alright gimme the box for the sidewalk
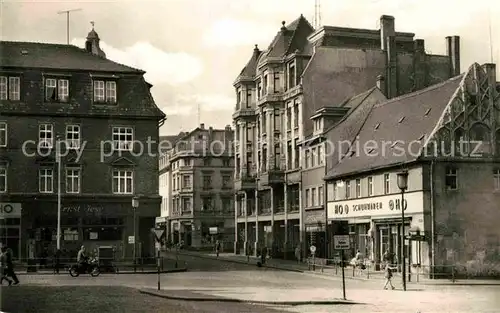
[173,250,500,286]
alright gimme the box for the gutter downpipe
[430,160,436,279]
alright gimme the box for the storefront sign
[62,205,104,214]
[209,227,218,235]
[327,191,424,219]
[0,203,22,218]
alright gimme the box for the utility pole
[57,8,82,44]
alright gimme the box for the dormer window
[45,78,69,102]
[93,80,117,104]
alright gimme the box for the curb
[18,268,188,276]
[139,289,359,306]
[176,252,305,273]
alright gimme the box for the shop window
[83,227,123,241]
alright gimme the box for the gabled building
[233,14,462,259]
[325,63,500,277]
[163,124,235,249]
[0,26,165,260]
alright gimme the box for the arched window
[469,123,491,156]
[454,128,466,156]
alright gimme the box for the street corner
[139,288,360,306]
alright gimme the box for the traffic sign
[128,236,135,244]
[153,228,165,242]
[333,235,350,250]
[310,245,316,254]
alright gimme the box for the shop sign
[209,227,218,235]
[327,191,424,219]
[62,205,104,214]
[0,203,22,218]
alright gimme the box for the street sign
[333,235,350,250]
[153,228,165,242]
[128,236,135,244]
[310,245,316,254]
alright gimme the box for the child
[383,265,395,290]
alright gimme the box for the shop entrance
[0,218,21,259]
[378,222,410,270]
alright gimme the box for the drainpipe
[430,160,436,279]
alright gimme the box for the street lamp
[56,136,62,251]
[132,196,139,272]
[396,170,409,291]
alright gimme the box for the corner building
[159,124,235,249]
[233,14,462,259]
[325,63,500,277]
[0,27,165,260]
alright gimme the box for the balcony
[234,174,256,191]
[257,92,283,105]
[259,168,285,187]
[232,107,256,119]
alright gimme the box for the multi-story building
[0,26,165,260]
[325,63,500,277]
[162,124,235,249]
[233,14,462,258]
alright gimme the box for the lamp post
[397,171,409,291]
[132,196,139,272]
[56,136,62,250]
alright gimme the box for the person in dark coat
[54,249,62,274]
[4,246,19,285]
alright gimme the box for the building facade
[233,14,461,259]
[0,27,165,260]
[162,124,235,249]
[325,63,500,277]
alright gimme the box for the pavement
[14,252,500,312]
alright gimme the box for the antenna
[488,8,494,63]
[57,8,82,45]
[197,102,201,126]
[313,0,322,29]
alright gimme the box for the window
[112,169,133,194]
[203,175,211,189]
[66,168,81,193]
[311,148,316,167]
[93,80,117,104]
[445,167,458,190]
[294,139,300,168]
[345,181,351,199]
[355,179,361,198]
[367,177,374,196]
[222,198,232,213]
[45,78,69,102]
[222,158,230,167]
[112,127,133,151]
[384,174,390,194]
[222,175,231,189]
[318,186,324,205]
[311,188,316,206]
[494,169,500,190]
[305,150,310,168]
[263,72,268,95]
[293,103,299,128]
[0,122,6,147]
[246,90,252,108]
[318,145,324,165]
[305,189,310,207]
[257,81,262,99]
[182,197,192,213]
[273,72,280,93]
[66,125,80,149]
[0,76,20,101]
[203,158,211,166]
[202,197,212,211]
[0,166,6,193]
[182,175,191,189]
[288,62,296,89]
[39,124,53,148]
[39,168,54,193]
[236,87,241,106]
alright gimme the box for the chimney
[386,36,397,98]
[376,75,386,94]
[446,36,461,76]
[380,15,395,51]
[200,123,205,129]
[414,39,425,53]
[253,44,260,58]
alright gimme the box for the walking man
[0,247,12,285]
[383,265,395,290]
[215,240,221,258]
[4,246,19,285]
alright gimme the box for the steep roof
[0,41,143,73]
[325,74,464,179]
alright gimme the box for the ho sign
[0,203,22,218]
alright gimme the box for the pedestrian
[0,247,13,286]
[4,246,19,285]
[54,249,61,274]
[295,244,301,263]
[215,240,221,258]
[383,265,395,290]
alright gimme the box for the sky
[1,0,499,135]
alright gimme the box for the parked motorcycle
[69,257,100,277]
